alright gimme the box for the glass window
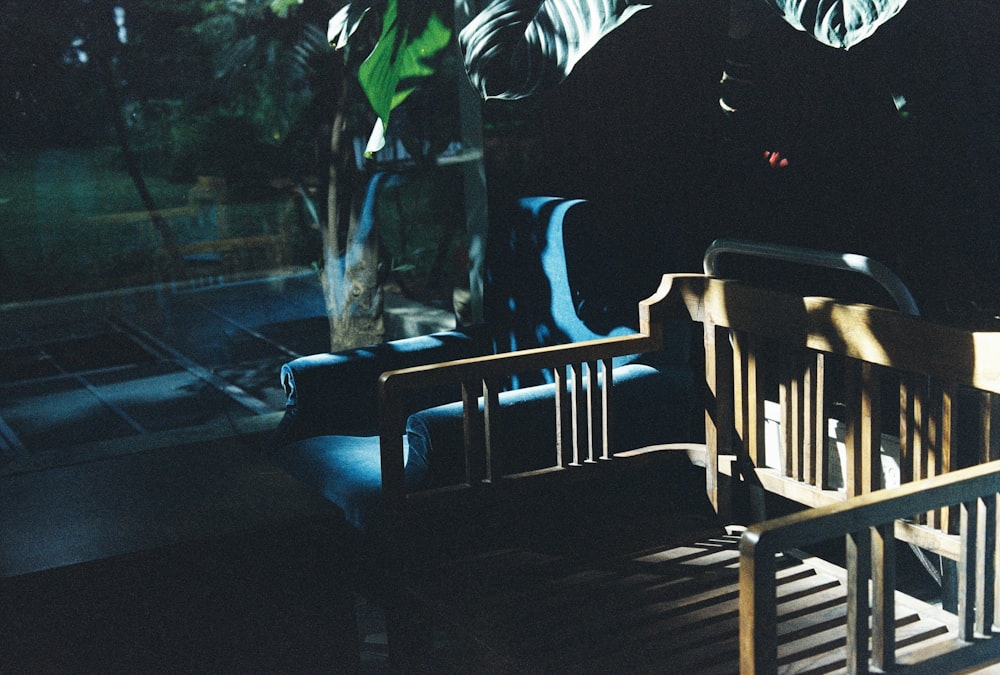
[0,1,480,462]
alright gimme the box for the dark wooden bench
[374,273,1000,672]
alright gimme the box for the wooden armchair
[375,273,1000,672]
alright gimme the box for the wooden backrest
[651,275,1000,542]
[378,273,1000,521]
[376,271,692,532]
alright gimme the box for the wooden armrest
[376,332,661,516]
[740,459,1000,673]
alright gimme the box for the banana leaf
[329,1,452,156]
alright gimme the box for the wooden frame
[374,273,1000,671]
[741,460,1000,672]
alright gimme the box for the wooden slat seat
[405,529,976,673]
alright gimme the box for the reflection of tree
[178,0,335,183]
[325,65,384,350]
[322,1,461,349]
[97,5,187,278]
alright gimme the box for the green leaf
[328,3,371,50]
[269,0,303,19]
[357,0,452,155]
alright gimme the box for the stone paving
[0,271,456,477]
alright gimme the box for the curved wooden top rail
[646,274,1000,395]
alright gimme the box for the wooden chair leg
[386,597,435,670]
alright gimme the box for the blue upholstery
[273,329,486,443]
[273,435,423,533]
[406,363,693,488]
[268,193,694,533]
[273,363,692,531]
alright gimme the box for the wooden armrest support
[377,332,664,523]
[741,459,1000,672]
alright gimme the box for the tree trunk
[109,102,186,281]
[99,7,185,281]
[323,86,384,351]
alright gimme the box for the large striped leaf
[457,0,910,100]
[459,0,650,99]
[765,0,909,48]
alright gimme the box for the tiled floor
[0,272,460,671]
[0,272,456,576]
[1,272,455,464]
[0,431,330,578]
[0,473,367,672]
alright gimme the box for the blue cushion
[406,363,693,487]
[272,435,429,532]
[484,198,639,362]
[273,363,693,532]
[272,329,483,445]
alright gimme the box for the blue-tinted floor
[0,272,459,672]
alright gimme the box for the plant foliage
[765,0,910,49]
[455,0,911,100]
[329,0,453,156]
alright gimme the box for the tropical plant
[318,0,459,349]
[329,0,453,155]
[176,0,335,183]
[318,0,911,348]
[456,0,910,100]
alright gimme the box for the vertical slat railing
[912,376,930,524]
[483,377,501,482]
[813,353,829,490]
[927,381,944,529]
[845,359,882,498]
[555,360,613,469]
[978,394,1000,629]
[555,366,569,467]
[706,321,736,517]
[959,498,979,641]
[462,379,484,483]
[993,493,1000,636]
[899,375,916,492]
[779,349,821,485]
[926,381,941,528]
[734,332,765,468]
[601,358,613,460]
[942,382,957,533]
[733,332,747,460]
[586,361,600,463]
[779,356,800,481]
[570,362,585,466]
[976,495,997,637]
[871,521,896,672]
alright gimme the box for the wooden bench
[373,273,1000,672]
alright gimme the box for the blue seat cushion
[406,362,693,487]
[274,363,692,532]
[272,434,429,532]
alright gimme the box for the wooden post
[846,528,872,674]
[871,522,896,671]
[739,533,778,673]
